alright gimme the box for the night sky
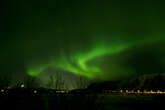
[1,0,165,85]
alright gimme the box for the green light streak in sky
[27,66,49,77]
[27,41,129,79]
[26,36,165,79]
[73,44,129,77]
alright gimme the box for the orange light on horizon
[144,90,147,93]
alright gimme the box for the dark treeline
[0,73,165,91]
[118,73,165,90]
[0,73,91,90]
[87,73,165,92]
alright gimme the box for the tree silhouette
[47,73,65,90]
[73,76,91,89]
[13,80,23,88]
[23,75,41,88]
[0,74,12,88]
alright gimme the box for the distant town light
[110,90,165,94]
[34,90,37,94]
[21,84,24,88]
[130,90,134,93]
[150,90,153,93]
[144,90,147,93]
[157,90,160,94]
[56,90,65,93]
[137,90,141,93]
[1,89,4,92]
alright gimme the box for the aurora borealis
[26,36,165,80]
[1,0,165,84]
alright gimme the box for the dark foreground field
[0,90,165,110]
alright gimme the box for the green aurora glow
[27,36,164,80]
[1,0,165,83]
